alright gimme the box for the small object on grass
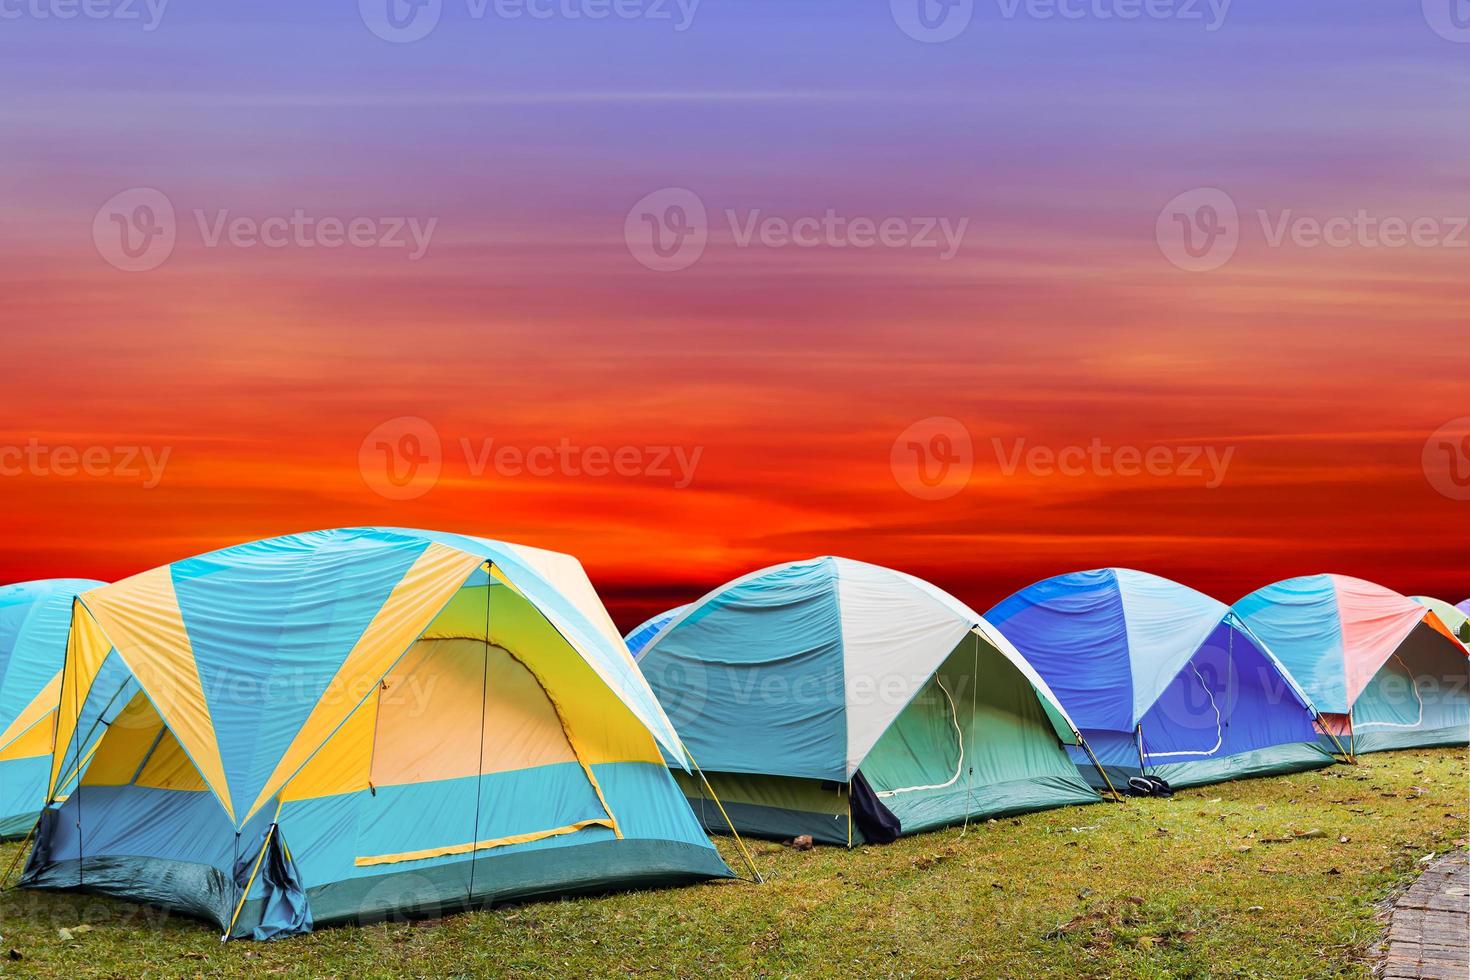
[783,835,814,851]
[1294,829,1327,839]
[56,929,71,942]
[7,949,21,961]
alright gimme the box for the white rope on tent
[1141,663,1223,760]
[876,675,965,798]
[1351,655,1425,730]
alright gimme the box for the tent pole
[960,631,979,837]
[1079,733,1123,802]
[683,743,762,884]
[70,612,83,889]
[1319,716,1352,763]
[846,782,853,849]
[468,562,492,907]
[223,812,278,942]
[0,815,42,889]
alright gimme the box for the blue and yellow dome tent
[987,569,1339,790]
[637,557,1105,846]
[0,579,106,838]
[21,528,733,939]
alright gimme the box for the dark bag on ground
[1126,775,1174,798]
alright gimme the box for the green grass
[1,748,1465,978]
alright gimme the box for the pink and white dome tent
[1234,576,1470,755]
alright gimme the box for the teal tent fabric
[638,558,1099,843]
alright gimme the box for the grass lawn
[1,747,1465,978]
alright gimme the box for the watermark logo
[355,871,443,924]
[461,437,702,488]
[93,188,438,271]
[993,437,1234,488]
[359,0,443,42]
[625,187,708,272]
[193,209,437,258]
[0,439,171,488]
[1156,187,1239,272]
[891,0,1230,42]
[727,209,967,259]
[891,417,974,500]
[93,187,176,273]
[358,419,704,499]
[625,187,969,272]
[891,0,974,43]
[360,0,698,43]
[1423,417,1470,501]
[0,0,169,30]
[996,0,1231,30]
[1258,210,1468,250]
[1423,0,1470,42]
[359,416,443,501]
[1158,188,1467,272]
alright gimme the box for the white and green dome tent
[636,557,1103,846]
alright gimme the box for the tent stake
[684,744,763,884]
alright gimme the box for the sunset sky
[2,3,1466,628]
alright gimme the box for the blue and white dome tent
[637,557,1105,846]
[986,568,1336,790]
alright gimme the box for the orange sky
[2,5,1466,628]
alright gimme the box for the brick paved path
[1383,851,1469,980]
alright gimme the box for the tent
[636,557,1101,847]
[986,569,1335,790]
[21,528,731,939]
[1234,575,1470,754]
[1413,596,1470,644]
[626,604,689,659]
[0,579,106,838]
